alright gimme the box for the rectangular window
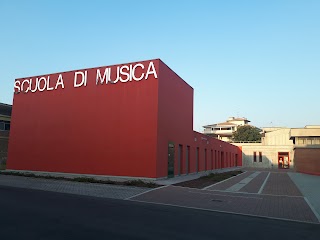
[253,152,257,162]
[259,152,262,162]
[0,122,4,130]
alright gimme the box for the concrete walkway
[0,174,150,200]
[288,172,320,222]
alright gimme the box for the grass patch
[0,171,160,188]
[200,170,243,180]
[174,170,243,189]
[123,179,159,188]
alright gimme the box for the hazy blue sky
[1,0,319,131]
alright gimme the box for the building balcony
[204,129,234,136]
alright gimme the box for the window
[0,121,10,131]
[259,152,262,162]
[253,152,257,162]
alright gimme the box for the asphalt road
[0,186,319,240]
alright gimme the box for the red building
[7,59,242,179]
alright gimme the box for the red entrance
[278,152,290,169]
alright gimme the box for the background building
[290,127,320,175]
[203,117,250,142]
[0,103,12,168]
[234,126,320,175]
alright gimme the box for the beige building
[234,126,320,170]
[203,117,250,142]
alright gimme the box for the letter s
[14,80,21,94]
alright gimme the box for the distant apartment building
[203,117,250,142]
[234,126,320,175]
[0,103,12,165]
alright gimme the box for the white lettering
[46,76,54,91]
[120,65,130,82]
[30,78,38,93]
[37,77,47,92]
[74,71,87,88]
[21,79,30,93]
[96,68,109,85]
[132,63,144,81]
[14,81,21,94]
[108,67,120,83]
[145,61,158,79]
[55,74,65,90]
[15,61,158,94]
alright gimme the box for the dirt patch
[174,170,243,189]
[0,171,160,188]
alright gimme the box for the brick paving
[131,185,318,223]
[240,171,269,193]
[0,175,150,200]
[1,170,319,224]
[205,171,252,191]
[262,172,302,196]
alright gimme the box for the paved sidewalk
[288,172,320,222]
[0,175,150,200]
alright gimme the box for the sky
[1,0,319,131]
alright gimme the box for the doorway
[278,152,290,169]
[196,147,199,172]
[186,146,190,174]
[168,142,175,178]
[221,151,224,169]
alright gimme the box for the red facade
[7,59,241,179]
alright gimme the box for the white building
[203,117,250,142]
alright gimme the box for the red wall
[7,58,242,179]
[156,60,194,177]
[8,59,160,178]
[294,148,320,176]
[155,60,242,178]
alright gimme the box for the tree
[232,125,262,142]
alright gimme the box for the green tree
[232,125,262,142]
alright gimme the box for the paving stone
[262,173,302,196]
[0,175,150,200]
[240,171,269,193]
[132,185,318,223]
